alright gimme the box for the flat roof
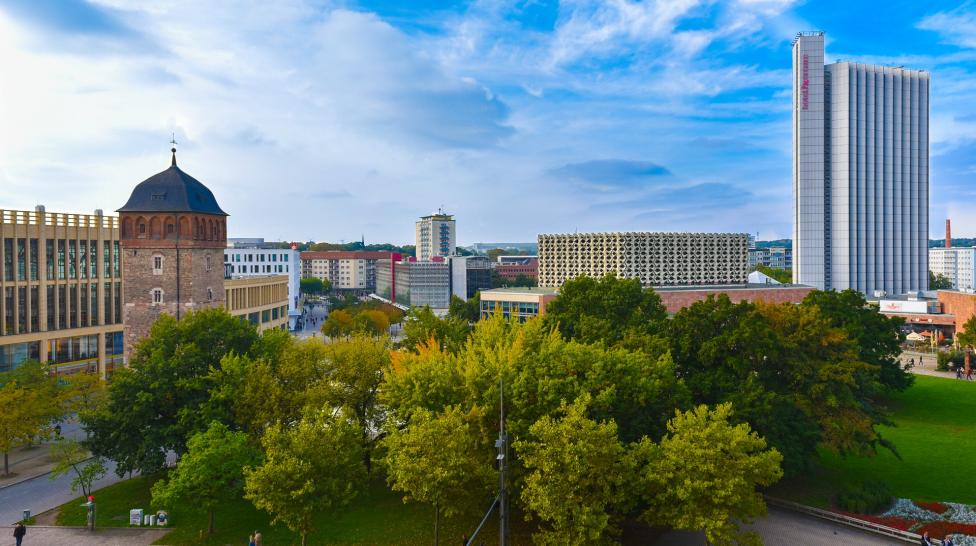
[481,287,558,295]
[652,283,814,292]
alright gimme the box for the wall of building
[655,285,815,314]
[225,275,290,331]
[224,248,299,312]
[301,251,394,293]
[938,290,976,337]
[930,248,976,291]
[415,214,456,261]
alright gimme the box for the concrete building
[376,258,451,309]
[479,287,558,321]
[0,207,124,375]
[748,247,792,270]
[301,251,395,294]
[118,149,228,361]
[537,232,750,288]
[450,256,492,300]
[416,212,456,260]
[929,248,976,292]
[792,32,929,294]
[224,244,300,327]
[225,274,290,332]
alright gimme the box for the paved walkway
[0,525,168,545]
[900,350,976,379]
[0,420,88,490]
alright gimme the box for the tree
[755,265,792,284]
[399,306,471,354]
[49,438,106,499]
[957,315,976,349]
[448,293,480,323]
[152,421,259,535]
[515,395,629,545]
[929,270,953,290]
[300,277,327,296]
[542,274,667,347]
[383,406,494,546]
[321,309,355,337]
[634,403,782,546]
[0,382,45,475]
[486,248,506,262]
[244,410,366,546]
[83,308,260,476]
[355,309,390,336]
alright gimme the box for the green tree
[83,308,260,475]
[542,274,667,347]
[957,315,976,349]
[0,382,45,475]
[322,309,355,337]
[383,406,494,546]
[515,395,630,545]
[399,306,471,354]
[49,438,106,499]
[634,403,782,546]
[300,277,326,296]
[486,248,506,262]
[355,309,390,336]
[244,410,366,546]
[754,265,792,284]
[448,293,480,323]
[152,421,259,535]
[929,270,953,290]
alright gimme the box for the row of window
[2,238,121,282]
[228,264,289,274]
[227,253,290,263]
[0,331,124,373]
[2,282,122,335]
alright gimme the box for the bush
[835,480,893,514]
[937,351,965,372]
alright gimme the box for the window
[151,288,163,305]
[206,253,212,272]
[139,223,146,235]
[153,254,163,275]
[207,287,213,301]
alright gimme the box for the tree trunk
[3,451,8,476]
[301,533,308,546]
[434,502,439,546]
[207,508,215,535]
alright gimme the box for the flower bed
[917,501,950,515]
[919,520,976,539]
[839,498,976,541]
[835,510,914,531]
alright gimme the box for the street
[296,300,329,339]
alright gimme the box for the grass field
[55,475,535,545]
[773,374,976,507]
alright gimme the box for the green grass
[55,475,535,545]
[773,375,976,507]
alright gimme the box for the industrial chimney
[946,219,952,249]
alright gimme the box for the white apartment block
[537,232,750,288]
[793,32,929,294]
[415,212,456,261]
[300,251,393,293]
[223,247,300,315]
[929,247,976,292]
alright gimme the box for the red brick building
[495,258,538,282]
[654,284,816,314]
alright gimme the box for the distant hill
[754,239,792,249]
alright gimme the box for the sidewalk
[0,441,90,491]
[0,525,168,545]
[899,350,973,380]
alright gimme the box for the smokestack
[946,219,952,249]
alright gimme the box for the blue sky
[0,0,974,244]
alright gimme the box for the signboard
[130,508,144,526]
[801,54,809,111]
[879,300,931,314]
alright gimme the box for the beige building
[537,232,750,288]
[0,207,124,376]
[480,287,558,322]
[225,275,289,331]
[415,212,456,261]
[301,251,395,293]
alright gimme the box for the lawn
[773,375,976,507]
[55,475,536,545]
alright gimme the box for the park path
[0,525,167,545]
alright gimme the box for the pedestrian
[254,530,263,546]
[957,367,964,380]
[13,522,25,546]
[968,368,974,381]
[919,356,924,367]
[944,536,955,546]
[920,530,934,545]
[910,357,915,368]
[248,532,256,546]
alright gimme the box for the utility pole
[496,378,509,546]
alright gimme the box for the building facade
[225,274,290,332]
[0,207,124,375]
[415,213,456,261]
[537,232,750,288]
[224,246,300,317]
[301,251,395,294]
[929,247,976,292]
[449,256,492,300]
[748,247,792,270]
[495,256,538,282]
[654,284,816,314]
[118,150,227,361]
[376,258,451,309]
[793,32,929,294]
[480,287,558,321]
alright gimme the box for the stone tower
[118,148,228,361]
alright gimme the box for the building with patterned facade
[537,232,750,288]
[415,212,456,261]
[0,207,124,375]
[793,32,929,294]
[301,251,396,294]
[224,245,300,327]
[225,274,290,332]
[118,150,227,361]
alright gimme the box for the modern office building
[792,32,929,294]
[0,207,124,375]
[301,251,395,294]
[479,287,558,321]
[376,257,451,309]
[415,212,456,261]
[929,247,976,292]
[537,232,750,288]
[118,149,228,361]
[225,274,290,332]
[224,244,300,326]
[748,247,792,270]
[449,256,492,300]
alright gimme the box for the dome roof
[117,151,227,216]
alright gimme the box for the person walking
[920,530,934,545]
[254,530,263,546]
[919,356,924,368]
[957,367,964,380]
[13,523,26,546]
[910,357,915,369]
[248,532,256,546]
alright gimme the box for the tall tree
[399,306,471,354]
[515,395,630,545]
[152,422,259,535]
[49,438,107,499]
[634,403,782,546]
[542,274,666,347]
[244,410,366,546]
[448,294,481,323]
[83,308,260,475]
[300,277,325,296]
[0,383,44,475]
[383,406,494,546]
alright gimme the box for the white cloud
[918,6,976,49]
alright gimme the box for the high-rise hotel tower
[793,32,929,294]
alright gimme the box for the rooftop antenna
[169,133,178,167]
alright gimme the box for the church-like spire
[170,133,178,167]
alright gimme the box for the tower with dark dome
[118,148,228,360]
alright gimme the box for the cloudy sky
[1,0,974,245]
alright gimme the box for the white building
[537,232,750,288]
[224,246,301,327]
[929,247,976,291]
[300,251,395,293]
[416,212,456,261]
[793,32,929,294]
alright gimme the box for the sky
[1,0,975,245]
